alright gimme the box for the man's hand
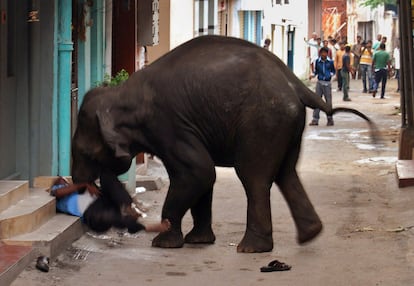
[86,183,101,196]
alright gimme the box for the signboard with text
[137,0,159,46]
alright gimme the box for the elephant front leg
[184,191,216,244]
[152,187,186,248]
[152,138,216,249]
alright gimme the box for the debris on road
[353,225,414,233]
[35,256,50,272]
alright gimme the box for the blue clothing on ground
[313,57,335,81]
[56,192,82,217]
[51,183,82,217]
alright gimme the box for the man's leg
[310,81,322,125]
[337,69,342,90]
[396,69,400,91]
[342,70,350,100]
[324,83,334,125]
[381,69,387,98]
[361,65,367,92]
[372,70,380,97]
[367,65,374,92]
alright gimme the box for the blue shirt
[314,57,335,81]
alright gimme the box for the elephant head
[71,87,132,184]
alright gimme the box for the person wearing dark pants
[309,47,336,126]
[372,43,391,99]
[334,42,345,91]
[341,45,353,101]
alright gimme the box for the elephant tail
[297,85,379,144]
[330,107,380,145]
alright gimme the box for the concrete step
[396,160,414,188]
[3,214,84,259]
[0,243,35,286]
[33,176,72,189]
[0,189,55,239]
[0,181,29,213]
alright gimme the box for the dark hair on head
[83,197,145,234]
[345,46,351,52]
[380,43,386,49]
[367,40,372,44]
[319,47,329,54]
[264,38,271,45]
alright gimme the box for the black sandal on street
[260,259,292,272]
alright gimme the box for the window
[194,0,217,36]
[240,10,263,46]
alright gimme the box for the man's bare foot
[145,219,171,233]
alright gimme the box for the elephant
[71,35,376,253]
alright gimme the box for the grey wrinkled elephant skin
[72,35,375,253]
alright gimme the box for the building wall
[347,0,398,52]
[147,0,171,63]
[308,0,322,37]
[0,0,57,181]
[170,0,194,50]
[261,0,309,78]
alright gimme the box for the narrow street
[12,78,414,286]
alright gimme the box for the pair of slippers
[260,260,291,272]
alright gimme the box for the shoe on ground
[372,90,377,97]
[309,120,318,126]
[327,120,334,126]
[362,90,368,93]
[343,98,352,101]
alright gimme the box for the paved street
[12,78,414,286]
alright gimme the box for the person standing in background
[263,38,271,50]
[341,45,353,101]
[393,43,400,92]
[372,43,391,99]
[360,40,374,93]
[335,42,346,91]
[305,33,322,74]
[373,34,382,51]
[351,35,362,79]
[309,47,336,126]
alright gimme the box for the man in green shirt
[372,43,391,99]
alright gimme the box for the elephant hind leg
[275,143,323,244]
[234,163,275,253]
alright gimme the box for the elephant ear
[96,109,130,159]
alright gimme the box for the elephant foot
[297,221,323,244]
[184,226,216,244]
[237,230,273,253]
[152,230,184,248]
